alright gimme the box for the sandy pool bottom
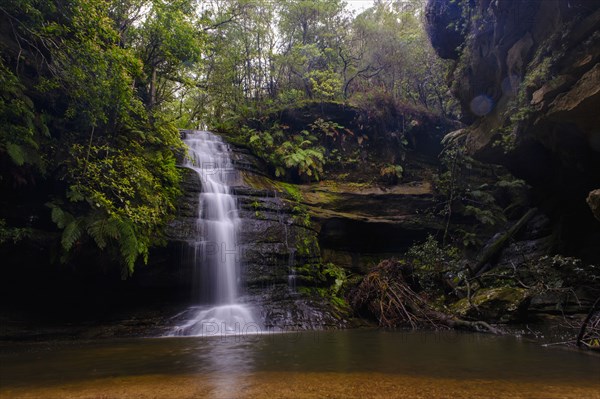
[2,371,600,399]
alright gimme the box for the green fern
[49,204,74,229]
[115,219,140,276]
[6,143,25,166]
[87,217,121,249]
[48,203,145,275]
[61,219,83,251]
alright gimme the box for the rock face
[301,181,442,274]
[165,122,459,329]
[425,0,469,59]
[588,189,600,222]
[426,0,600,260]
[165,145,351,329]
[233,171,349,329]
[230,145,446,328]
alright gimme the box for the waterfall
[171,131,259,336]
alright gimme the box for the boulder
[451,287,531,323]
[587,189,600,222]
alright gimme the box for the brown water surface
[1,330,598,398]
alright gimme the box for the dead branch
[577,296,600,350]
[350,260,502,334]
[473,208,538,276]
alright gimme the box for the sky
[346,0,375,14]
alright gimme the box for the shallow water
[1,330,599,398]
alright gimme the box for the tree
[346,0,454,115]
[0,0,186,276]
[277,0,350,100]
[128,0,204,109]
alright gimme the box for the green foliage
[250,200,265,219]
[244,120,328,181]
[130,0,204,110]
[281,142,325,180]
[379,164,403,185]
[493,35,562,152]
[407,235,462,295]
[0,219,31,244]
[322,262,347,298]
[0,61,45,173]
[0,0,185,276]
[48,203,147,276]
[310,118,354,144]
[435,141,509,246]
[0,0,458,278]
[520,255,599,293]
[309,69,342,101]
[298,262,349,310]
[347,1,455,115]
[480,255,600,310]
[188,0,454,129]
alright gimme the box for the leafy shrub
[407,235,462,296]
[0,219,31,244]
[520,255,599,293]
[245,121,328,181]
[379,164,403,185]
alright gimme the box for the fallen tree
[350,259,501,334]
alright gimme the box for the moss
[294,261,349,311]
[302,190,340,206]
[242,173,281,191]
[280,182,303,202]
[450,287,530,320]
[345,182,372,191]
[250,201,266,219]
[295,263,323,284]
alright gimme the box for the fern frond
[49,205,74,229]
[6,143,25,166]
[61,219,83,251]
[87,216,121,249]
[116,219,139,275]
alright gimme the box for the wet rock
[528,290,593,315]
[451,287,531,323]
[227,145,451,328]
[165,168,202,241]
[258,297,349,330]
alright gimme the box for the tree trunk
[473,208,538,276]
[149,67,157,108]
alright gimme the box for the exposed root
[350,260,501,334]
[577,297,600,351]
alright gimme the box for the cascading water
[171,131,259,336]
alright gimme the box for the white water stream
[171,131,258,336]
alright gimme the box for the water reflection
[1,330,599,393]
[193,336,256,397]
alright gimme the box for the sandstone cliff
[426,0,600,260]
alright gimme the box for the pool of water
[1,330,599,398]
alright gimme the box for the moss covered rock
[451,287,531,323]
